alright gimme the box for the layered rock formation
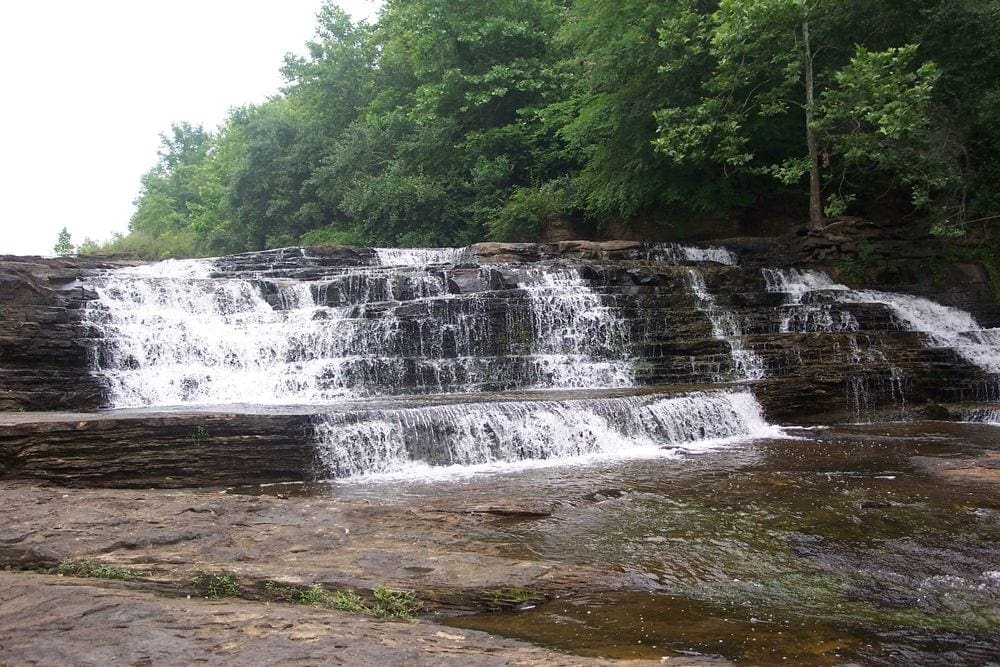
[1,236,998,487]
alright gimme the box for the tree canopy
[86,0,998,258]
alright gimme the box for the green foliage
[834,238,878,286]
[192,571,240,599]
[299,226,363,247]
[331,589,367,613]
[53,228,73,256]
[105,0,997,253]
[261,581,415,619]
[190,425,209,447]
[371,585,421,620]
[816,45,958,220]
[485,586,543,608]
[57,559,137,581]
[488,182,565,241]
[264,581,331,606]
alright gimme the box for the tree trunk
[802,18,825,230]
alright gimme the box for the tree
[542,0,741,225]
[653,0,948,229]
[53,227,73,256]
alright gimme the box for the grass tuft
[56,559,137,581]
[192,571,240,599]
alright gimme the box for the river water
[319,420,999,665]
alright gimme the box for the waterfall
[374,247,474,266]
[83,254,635,406]
[764,268,1000,374]
[646,244,738,266]
[315,389,780,478]
[963,408,1000,425]
[686,268,765,381]
[761,268,858,333]
[516,267,634,388]
[77,244,796,478]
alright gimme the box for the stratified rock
[0,411,318,487]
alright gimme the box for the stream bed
[294,420,1000,665]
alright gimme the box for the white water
[517,267,634,388]
[84,257,636,407]
[687,268,765,381]
[315,389,782,479]
[964,408,1000,425]
[761,268,858,333]
[647,244,738,266]
[374,247,473,266]
[764,268,1000,373]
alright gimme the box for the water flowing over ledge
[56,241,1000,478]
[315,389,780,480]
[81,254,635,407]
[763,268,1000,374]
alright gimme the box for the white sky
[0,1,382,256]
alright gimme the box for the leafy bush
[488,182,566,242]
[299,226,363,247]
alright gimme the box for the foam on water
[963,408,1000,425]
[647,244,739,266]
[517,267,634,388]
[315,389,782,480]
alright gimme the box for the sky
[0,0,382,257]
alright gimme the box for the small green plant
[191,425,209,447]
[371,585,421,620]
[56,559,137,581]
[486,587,542,608]
[264,581,331,606]
[192,571,240,599]
[332,589,367,613]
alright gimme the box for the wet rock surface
[0,255,135,411]
[0,411,319,487]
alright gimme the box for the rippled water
[280,421,1000,665]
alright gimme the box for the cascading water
[963,407,1000,425]
[84,256,638,406]
[686,268,765,381]
[315,389,780,478]
[516,267,633,388]
[374,247,474,266]
[81,244,788,478]
[763,268,1000,374]
[647,244,738,266]
[763,268,912,418]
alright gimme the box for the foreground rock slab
[0,573,677,666]
[0,484,637,610]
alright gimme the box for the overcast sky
[0,1,381,256]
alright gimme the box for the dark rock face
[0,256,138,412]
[0,412,318,487]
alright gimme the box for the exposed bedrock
[0,412,318,487]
